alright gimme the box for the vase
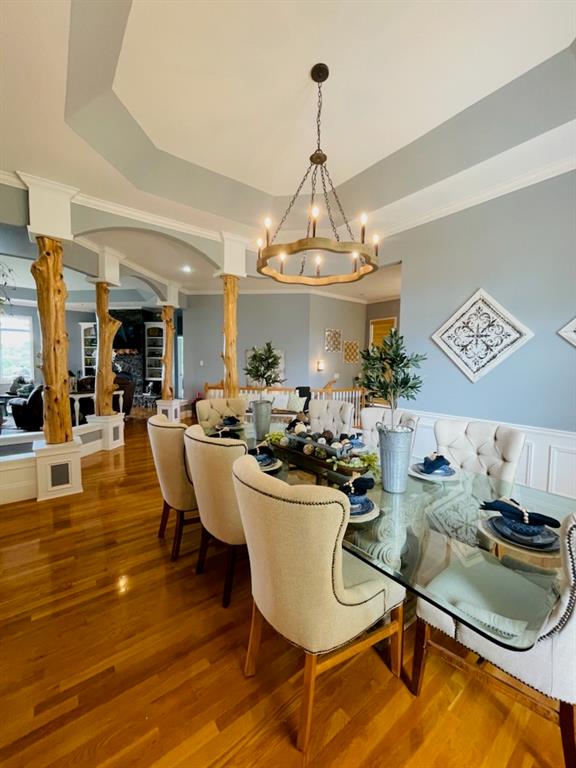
[376,423,413,493]
[252,400,273,441]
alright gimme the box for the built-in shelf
[79,322,97,377]
[144,322,164,381]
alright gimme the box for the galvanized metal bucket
[376,423,413,493]
[252,400,273,441]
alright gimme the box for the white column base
[33,437,83,502]
[156,399,185,422]
[86,413,125,450]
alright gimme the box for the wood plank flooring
[0,420,564,767]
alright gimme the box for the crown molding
[182,287,368,304]
[366,294,401,304]
[0,170,26,189]
[72,193,222,242]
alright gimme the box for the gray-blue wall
[182,293,365,396]
[386,172,575,431]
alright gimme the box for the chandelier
[256,63,379,286]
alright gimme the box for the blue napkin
[421,454,451,474]
[480,498,560,529]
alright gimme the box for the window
[369,317,397,347]
[0,314,34,384]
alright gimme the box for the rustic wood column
[95,282,122,416]
[222,274,239,398]
[31,237,73,444]
[161,305,175,400]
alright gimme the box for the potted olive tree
[244,341,285,440]
[360,328,426,492]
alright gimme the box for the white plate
[259,458,283,473]
[408,464,460,483]
[348,507,379,523]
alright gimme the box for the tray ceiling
[114,0,574,195]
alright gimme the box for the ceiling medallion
[256,63,379,286]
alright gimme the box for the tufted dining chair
[434,419,525,482]
[361,406,419,451]
[411,512,576,767]
[232,454,406,752]
[184,425,247,607]
[308,398,354,436]
[195,397,247,431]
[147,414,199,560]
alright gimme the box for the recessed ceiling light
[181,265,192,273]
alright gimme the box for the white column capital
[156,282,180,308]
[216,231,249,278]
[17,172,79,242]
[84,245,123,286]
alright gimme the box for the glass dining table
[216,421,575,652]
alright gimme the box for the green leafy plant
[0,262,14,312]
[244,341,285,399]
[360,328,426,429]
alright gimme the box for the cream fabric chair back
[308,399,354,436]
[184,425,246,545]
[361,407,419,450]
[147,414,197,511]
[434,419,525,482]
[195,397,247,430]
[232,455,396,654]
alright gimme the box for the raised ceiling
[114,0,574,195]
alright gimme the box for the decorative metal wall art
[431,289,534,382]
[558,318,576,348]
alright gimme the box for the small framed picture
[343,340,360,364]
[324,329,342,353]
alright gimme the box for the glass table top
[203,421,574,651]
[343,470,574,650]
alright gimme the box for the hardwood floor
[0,420,564,767]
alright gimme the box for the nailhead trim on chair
[232,470,386,610]
[539,524,576,641]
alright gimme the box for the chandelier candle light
[256,63,379,287]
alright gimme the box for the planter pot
[252,400,273,441]
[376,424,413,493]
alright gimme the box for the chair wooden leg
[560,701,576,768]
[411,617,430,696]
[389,603,404,678]
[222,545,238,608]
[196,526,210,575]
[170,511,185,561]
[158,500,170,539]
[244,600,264,677]
[297,653,318,753]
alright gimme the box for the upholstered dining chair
[232,454,406,752]
[411,512,576,768]
[184,425,247,607]
[434,419,525,482]
[195,397,247,431]
[147,414,199,560]
[361,406,419,451]
[308,398,354,436]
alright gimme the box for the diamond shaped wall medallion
[432,289,534,382]
[558,318,576,348]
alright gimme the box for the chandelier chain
[319,165,340,241]
[316,82,323,150]
[323,164,355,241]
[271,164,313,243]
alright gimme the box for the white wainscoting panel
[547,446,576,499]
[372,407,576,499]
